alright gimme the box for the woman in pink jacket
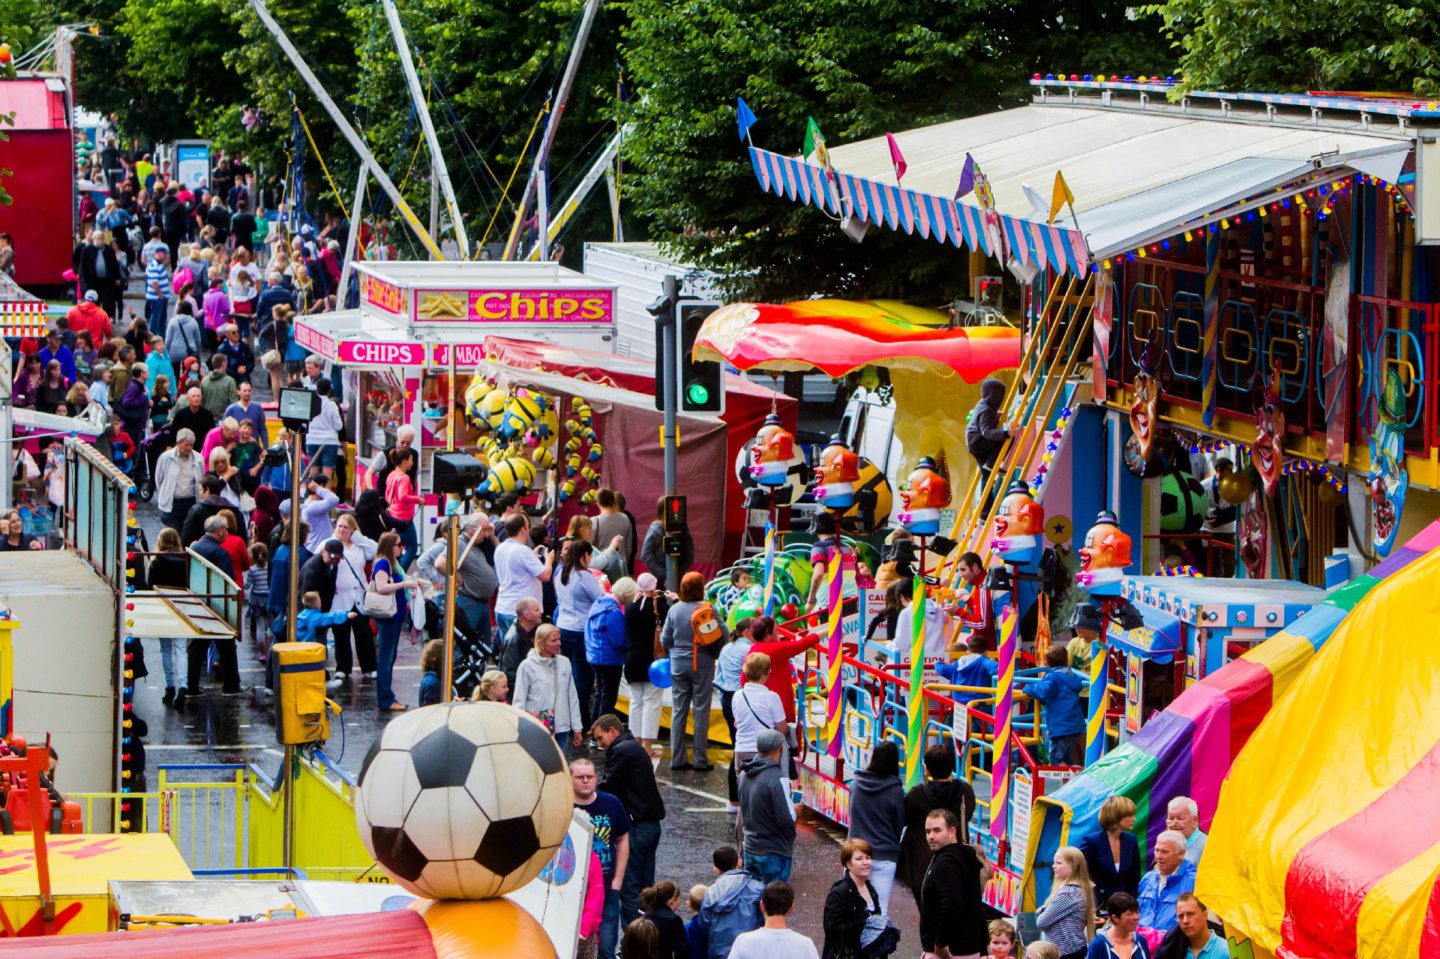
[383,447,423,563]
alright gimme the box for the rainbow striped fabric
[1022,520,1440,951]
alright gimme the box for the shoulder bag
[361,559,398,619]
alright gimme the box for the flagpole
[1066,198,1083,235]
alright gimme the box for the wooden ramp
[128,587,236,640]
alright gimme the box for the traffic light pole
[660,274,681,591]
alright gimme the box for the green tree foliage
[619,0,1172,303]
[1146,0,1440,96]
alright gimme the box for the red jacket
[750,631,822,723]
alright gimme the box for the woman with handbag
[823,839,899,959]
[369,531,423,713]
[330,513,379,682]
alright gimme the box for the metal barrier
[157,764,248,873]
[68,790,169,834]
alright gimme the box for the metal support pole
[337,162,367,309]
[247,0,443,258]
[441,347,458,700]
[281,744,295,872]
[287,432,303,645]
[382,0,469,258]
[0,340,12,513]
[502,0,603,260]
[536,170,550,261]
[661,274,680,591]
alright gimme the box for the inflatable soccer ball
[355,703,572,900]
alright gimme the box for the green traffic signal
[686,382,710,406]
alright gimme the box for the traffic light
[676,302,724,414]
[663,494,687,534]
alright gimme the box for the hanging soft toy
[558,478,578,502]
[574,401,593,428]
[1368,368,1408,558]
[566,453,582,477]
[896,456,950,536]
[464,377,497,432]
[990,480,1046,565]
[565,436,583,454]
[580,489,597,505]
[813,435,861,509]
[1253,363,1286,497]
[748,414,797,487]
[580,466,600,485]
[477,456,537,497]
[587,444,603,463]
[500,389,543,441]
[479,388,508,431]
[531,446,557,470]
[1075,509,1133,597]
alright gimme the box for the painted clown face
[1129,371,1160,462]
[751,422,795,466]
[900,465,950,513]
[815,442,860,487]
[1079,520,1132,574]
[1238,494,1267,578]
[1253,378,1286,497]
[1368,371,1408,557]
[994,487,1045,540]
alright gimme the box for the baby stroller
[422,596,496,701]
[136,425,177,503]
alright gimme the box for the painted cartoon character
[1129,367,1160,464]
[1237,493,1267,579]
[749,414,797,487]
[896,456,950,536]
[1076,510,1133,596]
[1253,367,1286,497]
[1368,368,1409,557]
[813,435,861,509]
[989,480,1045,565]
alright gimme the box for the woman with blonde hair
[1079,795,1142,905]
[1035,845,1095,958]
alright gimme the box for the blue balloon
[648,658,673,689]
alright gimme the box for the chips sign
[338,341,426,366]
[409,288,614,324]
[361,272,408,316]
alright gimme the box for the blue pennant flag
[737,96,758,142]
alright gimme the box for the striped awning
[749,147,1092,276]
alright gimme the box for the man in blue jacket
[1023,645,1087,765]
[697,845,763,959]
[1138,830,1197,933]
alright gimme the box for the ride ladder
[938,273,1096,589]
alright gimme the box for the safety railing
[67,789,168,834]
[156,764,248,873]
[186,550,242,634]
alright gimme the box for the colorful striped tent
[1020,520,1440,919]
[1200,522,1440,958]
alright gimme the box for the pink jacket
[579,850,605,939]
[200,425,233,466]
[203,288,231,331]
[385,469,423,522]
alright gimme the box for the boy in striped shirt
[145,248,170,336]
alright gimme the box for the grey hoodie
[513,648,583,734]
[966,377,1008,466]
[846,769,906,861]
[738,754,794,858]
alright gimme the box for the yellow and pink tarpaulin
[1200,521,1440,959]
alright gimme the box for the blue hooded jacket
[1026,666,1087,738]
[584,593,627,667]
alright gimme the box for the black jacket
[600,730,666,824]
[966,377,1008,467]
[642,906,689,959]
[898,779,976,894]
[1154,921,1226,959]
[160,194,190,234]
[170,405,217,444]
[180,496,229,547]
[822,874,881,959]
[298,553,339,610]
[919,842,987,956]
[78,243,123,293]
[191,534,235,579]
[623,596,661,683]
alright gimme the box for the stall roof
[1106,602,1183,663]
[354,259,607,288]
[748,88,1413,267]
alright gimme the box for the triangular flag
[737,97,758,142]
[886,132,907,184]
[1049,170,1075,225]
[955,153,976,199]
[803,116,831,169]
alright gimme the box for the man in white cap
[66,288,113,344]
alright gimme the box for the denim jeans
[375,614,404,709]
[560,629,594,730]
[870,858,897,914]
[620,820,662,925]
[158,637,177,689]
[745,852,792,885]
[592,663,623,723]
[495,612,516,642]
[598,884,621,959]
[455,594,492,648]
[145,297,168,338]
